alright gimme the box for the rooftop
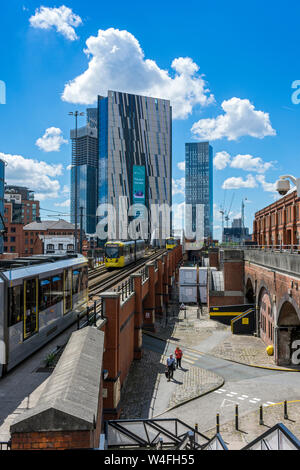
[23,219,75,231]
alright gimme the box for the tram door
[24,278,38,340]
[64,269,72,314]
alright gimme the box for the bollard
[216,413,220,433]
[259,405,264,425]
[195,423,198,432]
[235,405,239,430]
[284,401,288,420]
[77,314,80,330]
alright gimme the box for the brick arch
[257,282,272,308]
[245,276,255,303]
[257,284,274,346]
[277,295,300,325]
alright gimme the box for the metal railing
[221,244,300,254]
[105,418,209,449]
[0,441,11,450]
[77,298,105,330]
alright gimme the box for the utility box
[179,267,197,285]
[179,285,198,304]
[198,268,208,304]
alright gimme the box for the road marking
[182,358,195,364]
[221,399,236,408]
[249,400,258,404]
[237,397,245,400]
[241,395,249,398]
[266,401,275,405]
[219,389,226,392]
[183,354,198,360]
[226,394,234,397]
[230,392,238,395]
[182,351,202,359]
[252,398,261,401]
[214,390,223,394]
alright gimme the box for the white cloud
[54,199,70,207]
[172,177,185,196]
[213,151,274,174]
[36,127,68,152]
[213,151,231,170]
[222,174,257,189]
[191,97,276,141]
[0,152,63,200]
[29,5,82,41]
[230,154,273,173]
[256,174,277,192]
[62,28,214,119]
[177,161,185,171]
[62,185,70,194]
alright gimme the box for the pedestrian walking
[166,354,176,381]
[175,347,183,368]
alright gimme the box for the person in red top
[175,347,183,368]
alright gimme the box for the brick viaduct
[99,246,182,419]
[243,249,300,366]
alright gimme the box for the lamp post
[69,111,85,253]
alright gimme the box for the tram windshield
[105,244,120,259]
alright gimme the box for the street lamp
[69,111,85,253]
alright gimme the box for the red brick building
[23,219,76,255]
[253,189,300,247]
[3,186,40,256]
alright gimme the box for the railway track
[88,249,166,300]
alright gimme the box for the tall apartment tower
[70,109,98,234]
[0,159,5,254]
[97,91,172,242]
[185,142,213,239]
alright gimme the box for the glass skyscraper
[97,91,172,241]
[185,142,213,239]
[70,111,98,234]
[0,159,5,254]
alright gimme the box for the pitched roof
[23,219,75,231]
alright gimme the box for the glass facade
[97,90,172,241]
[185,142,213,238]
[0,159,4,253]
[70,110,98,234]
[71,165,98,234]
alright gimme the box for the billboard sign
[133,165,145,218]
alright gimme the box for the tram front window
[105,245,119,259]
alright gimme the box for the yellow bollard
[266,345,274,356]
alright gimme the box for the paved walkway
[119,347,223,419]
[154,303,298,371]
[205,400,300,450]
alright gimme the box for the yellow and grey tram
[0,254,88,376]
[166,237,179,250]
[104,240,145,268]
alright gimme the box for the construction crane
[224,192,235,244]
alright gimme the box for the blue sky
[0,0,300,239]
